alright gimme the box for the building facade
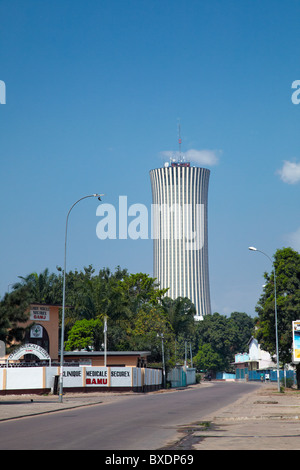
[149,162,211,319]
[234,337,295,383]
[9,303,60,362]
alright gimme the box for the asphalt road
[0,382,259,450]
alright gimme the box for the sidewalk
[175,382,300,450]
[0,391,137,421]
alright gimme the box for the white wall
[0,366,161,391]
[6,368,44,390]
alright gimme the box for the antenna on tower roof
[178,119,184,163]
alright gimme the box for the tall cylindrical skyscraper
[150,162,211,319]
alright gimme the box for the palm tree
[161,297,195,338]
[161,297,196,365]
[13,268,60,304]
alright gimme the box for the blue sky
[1,0,300,317]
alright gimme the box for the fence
[216,372,236,381]
[235,368,296,383]
[248,369,295,383]
[167,367,196,388]
[0,366,162,394]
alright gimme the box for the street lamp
[157,333,166,388]
[59,194,104,403]
[248,246,280,392]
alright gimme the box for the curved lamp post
[59,194,104,402]
[248,246,280,392]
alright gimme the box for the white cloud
[277,160,300,184]
[160,149,220,166]
[285,227,300,252]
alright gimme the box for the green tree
[160,297,196,366]
[161,297,195,338]
[62,268,172,354]
[0,268,62,350]
[129,304,175,370]
[194,343,224,372]
[105,272,170,351]
[118,272,168,314]
[61,266,129,339]
[193,312,254,372]
[227,312,255,356]
[0,285,31,349]
[13,268,60,304]
[64,318,104,351]
[194,313,231,368]
[255,247,300,387]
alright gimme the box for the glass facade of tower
[150,163,211,318]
